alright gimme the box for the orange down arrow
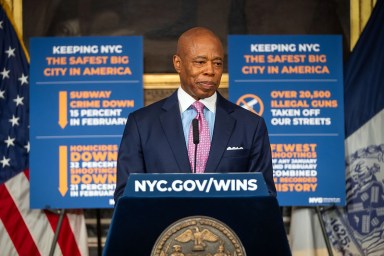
[59,146,68,196]
[58,91,68,129]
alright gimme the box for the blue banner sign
[229,35,345,206]
[30,36,143,209]
[124,173,269,198]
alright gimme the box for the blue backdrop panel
[229,35,345,206]
[30,36,143,209]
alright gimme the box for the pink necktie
[188,101,211,173]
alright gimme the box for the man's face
[174,35,224,100]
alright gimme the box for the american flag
[0,3,88,255]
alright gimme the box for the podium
[104,173,291,255]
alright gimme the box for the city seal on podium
[151,216,246,256]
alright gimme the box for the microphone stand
[194,144,198,173]
[192,118,199,173]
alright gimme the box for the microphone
[192,119,199,144]
[192,119,199,173]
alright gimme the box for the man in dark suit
[114,27,276,201]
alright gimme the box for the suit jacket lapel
[205,93,236,172]
[159,92,192,172]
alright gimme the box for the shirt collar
[177,87,217,113]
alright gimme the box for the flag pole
[97,209,102,255]
[315,206,334,256]
[49,209,66,256]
